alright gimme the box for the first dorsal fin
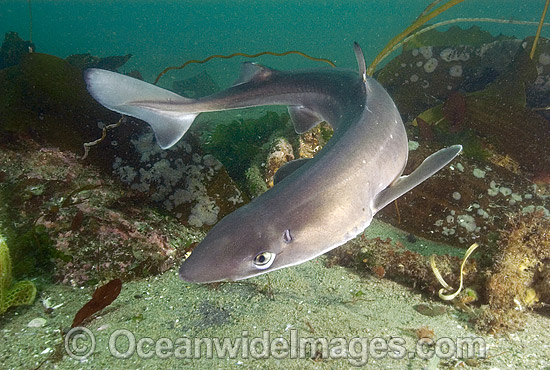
[232,62,275,86]
[353,42,367,83]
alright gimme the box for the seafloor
[1,219,549,369]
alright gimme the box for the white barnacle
[539,52,550,66]
[423,58,438,73]
[440,48,454,62]
[457,214,476,232]
[408,140,419,151]
[473,168,485,178]
[419,46,433,59]
[440,47,470,62]
[449,65,463,78]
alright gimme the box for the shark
[85,43,461,283]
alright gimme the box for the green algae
[0,235,37,315]
[202,111,294,193]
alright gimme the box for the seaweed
[475,211,550,333]
[154,51,335,85]
[0,235,37,315]
[202,111,293,190]
[71,278,122,327]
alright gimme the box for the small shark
[85,43,461,283]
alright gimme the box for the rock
[0,138,207,285]
[378,141,550,248]
[265,137,294,187]
[110,131,246,228]
[0,32,35,69]
[413,47,550,181]
[0,52,246,231]
[65,53,133,71]
[377,27,524,118]
[0,52,126,165]
[27,318,47,327]
[298,121,333,158]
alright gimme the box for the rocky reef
[0,32,246,230]
[1,27,549,337]
[0,138,206,286]
[373,28,550,249]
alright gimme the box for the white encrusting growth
[112,132,243,227]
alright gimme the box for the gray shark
[85,43,461,283]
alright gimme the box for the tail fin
[84,68,198,149]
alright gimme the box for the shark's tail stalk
[84,69,198,149]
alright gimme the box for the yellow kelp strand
[430,242,479,301]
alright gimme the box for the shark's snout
[178,248,236,283]
[179,259,223,283]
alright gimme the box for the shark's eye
[253,251,275,269]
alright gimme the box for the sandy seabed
[1,219,549,370]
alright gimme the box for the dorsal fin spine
[353,42,367,82]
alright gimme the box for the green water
[1,0,547,84]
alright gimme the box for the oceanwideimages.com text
[65,327,487,365]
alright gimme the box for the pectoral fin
[373,145,462,212]
[288,106,324,134]
[274,158,312,185]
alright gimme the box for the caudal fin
[84,68,198,149]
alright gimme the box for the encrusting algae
[476,211,550,332]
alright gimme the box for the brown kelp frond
[530,0,550,59]
[154,51,336,85]
[367,0,467,76]
[71,278,122,327]
[81,116,126,160]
